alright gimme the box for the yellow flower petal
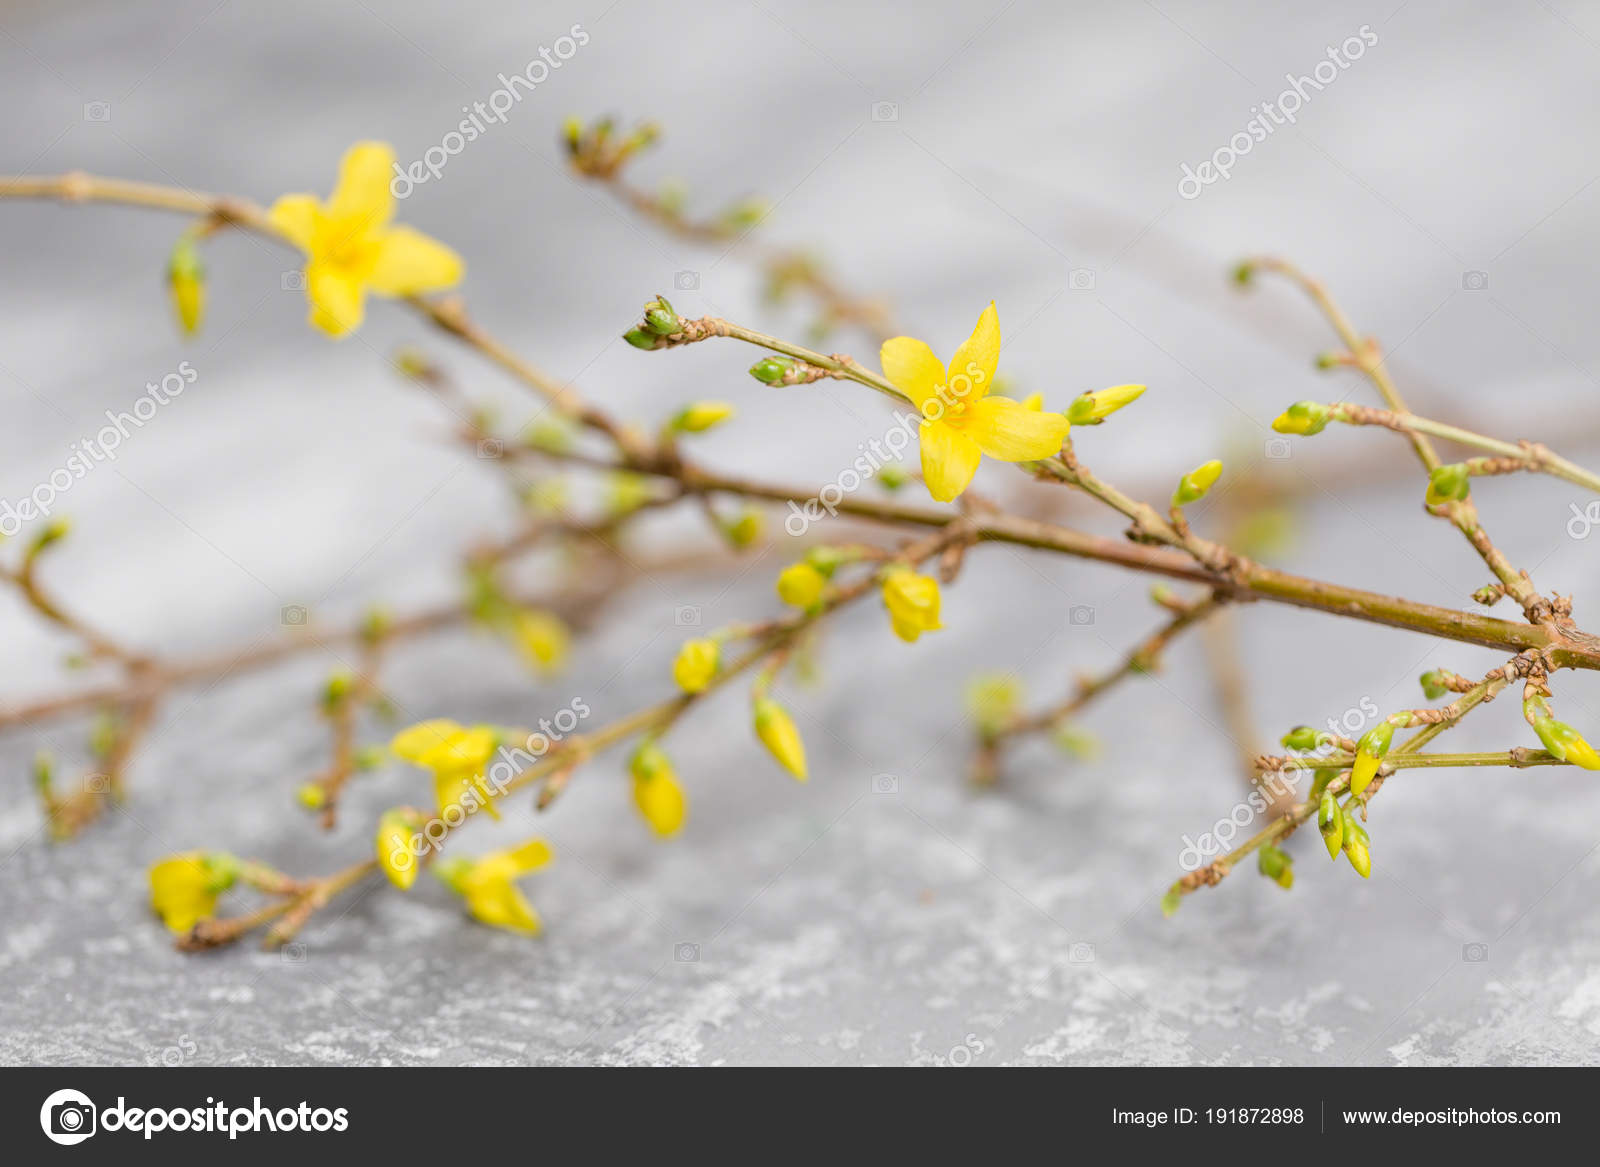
[968,396,1070,461]
[326,141,396,235]
[366,226,464,296]
[463,878,542,935]
[267,194,322,253]
[391,719,464,763]
[919,419,982,503]
[880,336,946,413]
[946,301,1000,403]
[306,261,367,337]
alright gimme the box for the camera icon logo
[40,1088,96,1145]
[281,270,307,291]
[674,605,701,627]
[476,437,504,460]
[83,102,111,122]
[1461,270,1489,291]
[673,270,699,291]
[1068,268,1096,291]
[1462,942,1489,962]
[1069,942,1096,964]
[84,773,110,795]
[1068,604,1095,627]
[281,604,308,627]
[1264,437,1292,461]
[1566,500,1600,540]
[282,942,308,963]
[871,773,899,794]
[674,942,700,962]
[871,101,899,122]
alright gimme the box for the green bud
[33,750,54,796]
[1161,887,1183,918]
[1053,725,1100,760]
[561,116,584,152]
[1232,261,1256,286]
[1280,725,1322,752]
[1419,670,1449,700]
[524,417,574,454]
[1425,462,1471,506]
[749,355,796,384]
[629,740,672,782]
[1318,789,1344,859]
[354,745,388,771]
[1472,584,1503,606]
[324,670,355,706]
[804,546,846,577]
[1257,844,1287,881]
[1172,460,1223,507]
[623,327,660,350]
[876,462,910,491]
[643,295,679,335]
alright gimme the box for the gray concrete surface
[3,0,1600,1065]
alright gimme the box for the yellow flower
[753,697,807,781]
[268,141,463,337]
[881,568,943,643]
[630,743,687,837]
[776,561,827,609]
[435,838,553,936]
[672,638,720,693]
[880,303,1069,502]
[511,608,570,675]
[148,851,238,933]
[391,719,502,820]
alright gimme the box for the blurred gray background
[3,0,1600,1065]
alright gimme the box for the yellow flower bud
[672,401,736,433]
[511,609,570,675]
[965,673,1024,736]
[167,235,206,336]
[1172,459,1223,507]
[295,783,326,810]
[1066,383,1145,425]
[753,697,807,781]
[723,508,764,548]
[148,851,239,933]
[880,568,943,643]
[629,745,687,838]
[776,562,827,609]
[375,808,422,890]
[672,638,720,693]
[1270,401,1331,436]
